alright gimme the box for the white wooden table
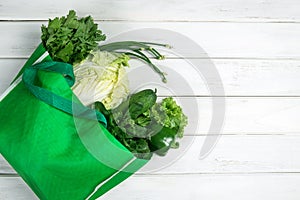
[1,0,300,199]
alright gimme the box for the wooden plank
[0,59,25,94]
[1,174,300,200]
[182,97,300,135]
[0,95,299,134]
[1,59,300,96]
[0,1,298,199]
[2,135,300,175]
[0,22,300,59]
[0,155,15,174]
[0,177,37,199]
[128,59,300,96]
[165,97,300,135]
[141,135,300,174]
[103,174,300,200]
[0,0,299,22]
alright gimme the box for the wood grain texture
[0,92,299,134]
[1,59,300,96]
[102,174,300,200]
[0,22,300,59]
[0,0,300,199]
[0,155,14,174]
[0,177,37,200]
[1,135,300,175]
[153,97,300,135]
[0,0,299,22]
[1,174,300,200]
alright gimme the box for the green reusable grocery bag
[0,44,148,199]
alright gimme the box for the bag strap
[22,61,107,127]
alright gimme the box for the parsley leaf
[41,10,106,65]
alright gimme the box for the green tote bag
[0,44,148,200]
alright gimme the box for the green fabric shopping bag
[0,44,148,199]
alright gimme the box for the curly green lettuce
[150,97,188,138]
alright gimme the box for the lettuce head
[72,50,130,109]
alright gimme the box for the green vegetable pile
[95,89,188,159]
[40,10,188,159]
[41,10,168,82]
[41,10,106,65]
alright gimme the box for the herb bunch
[41,10,106,65]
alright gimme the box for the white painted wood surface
[1,59,300,96]
[0,96,299,135]
[0,0,299,199]
[2,174,300,200]
[0,0,299,22]
[2,135,300,175]
[0,22,300,59]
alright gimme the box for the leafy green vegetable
[129,89,157,119]
[95,102,152,159]
[41,11,169,83]
[147,97,187,156]
[95,89,188,159]
[72,50,130,109]
[150,97,188,138]
[38,10,187,159]
[41,10,106,65]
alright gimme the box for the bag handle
[22,61,107,127]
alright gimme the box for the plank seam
[3,172,300,178]
[0,19,300,24]
[2,56,300,61]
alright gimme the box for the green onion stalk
[99,41,172,83]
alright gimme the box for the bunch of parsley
[41,10,106,65]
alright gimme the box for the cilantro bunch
[41,10,106,65]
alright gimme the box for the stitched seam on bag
[85,157,137,200]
